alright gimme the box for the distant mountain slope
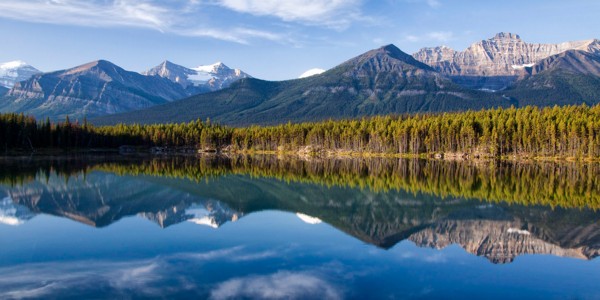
[0,86,7,96]
[0,60,41,88]
[506,50,600,107]
[93,44,511,126]
[142,60,250,93]
[525,50,600,76]
[0,60,189,120]
[413,32,600,90]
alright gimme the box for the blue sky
[0,0,599,80]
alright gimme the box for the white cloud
[209,271,342,300]
[404,0,441,8]
[0,260,167,299]
[427,31,454,42]
[0,247,288,298]
[215,0,364,29]
[0,0,170,30]
[0,0,284,44]
[426,0,441,8]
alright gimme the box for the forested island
[1,104,600,160]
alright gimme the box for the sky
[0,0,599,80]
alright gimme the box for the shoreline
[2,146,599,163]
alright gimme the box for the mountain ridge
[92,44,511,126]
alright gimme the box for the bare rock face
[413,32,600,90]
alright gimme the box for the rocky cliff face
[0,60,189,120]
[413,32,600,90]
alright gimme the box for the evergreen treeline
[2,104,600,159]
[228,105,600,159]
[0,113,231,150]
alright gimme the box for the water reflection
[1,155,599,264]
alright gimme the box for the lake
[0,155,599,299]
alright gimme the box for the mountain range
[1,32,600,124]
[93,44,513,126]
[413,32,600,90]
[0,60,189,120]
[0,59,249,121]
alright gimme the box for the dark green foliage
[506,70,600,107]
[0,113,231,150]
[2,104,600,159]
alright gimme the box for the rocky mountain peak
[378,44,420,63]
[344,44,435,74]
[61,60,121,77]
[413,33,600,90]
[492,32,522,41]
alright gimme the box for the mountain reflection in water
[1,154,599,265]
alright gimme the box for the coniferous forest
[1,104,600,159]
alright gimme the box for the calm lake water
[0,155,599,299]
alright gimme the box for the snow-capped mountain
[0,60,41,88]
[0,197,36,226]
[142,60,251,93]
[298,68,326,78]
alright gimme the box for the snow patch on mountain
[511,63,535,70]
[299,68,326,78]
